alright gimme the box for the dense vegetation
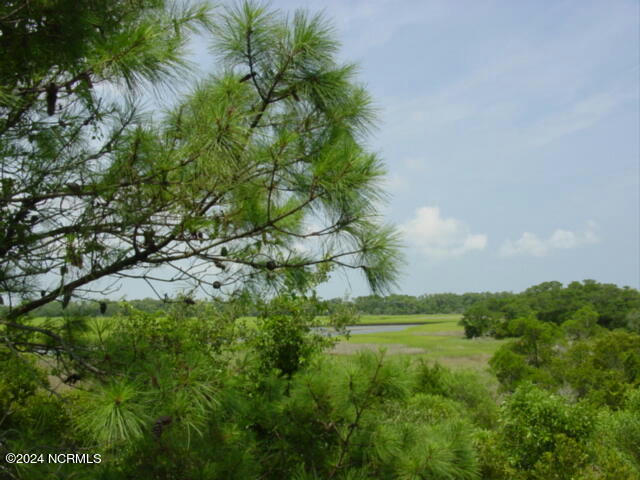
[1,1,639,479]
[460,279,640,337]
[457,280,640,417]
[2,289,640,479]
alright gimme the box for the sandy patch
[329,342,426,355]
[413,331,464,337]
[36,358,78,393]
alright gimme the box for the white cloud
[500,221,599,257]
[400,206,487,259]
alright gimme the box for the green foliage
[74,380,150,446]
[554,331,640,407]
[527,434,591,480]
[0,351,59,470]
[391,420,479,480]
[626,309,640,334]
[271,352,480,479]
[509,317,560,367]
[490,319,640,406]
[461,280,640,338]
[490,344,537,390]
[460,303,501,338]
[489,318,560,391]
[1,0,402,365]
[0,0,212,306]
[594,388,640,474]
[562,305,602,340]
[0,2,412,475]
[498,384,596,471]
[477,386,640,480]
[0,350,45,415]
[413,361,499,428]
[327,291,514,316]
[2,2,639,479]
[2,300,638,480]
[250,294,337,376]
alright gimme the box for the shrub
[490,345,535,390]
[499,383,595,470]
[251,295,332,376]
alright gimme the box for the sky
[135,0,640,299]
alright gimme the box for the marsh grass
[333,316,506,369]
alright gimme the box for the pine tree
[0,1,402,360]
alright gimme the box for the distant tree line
[17,290,511,317]
[325,292,514,315]
[17,279,639,320]
[460,279,640,338]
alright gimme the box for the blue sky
[301,0,639,297]
[136,0,639,299]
